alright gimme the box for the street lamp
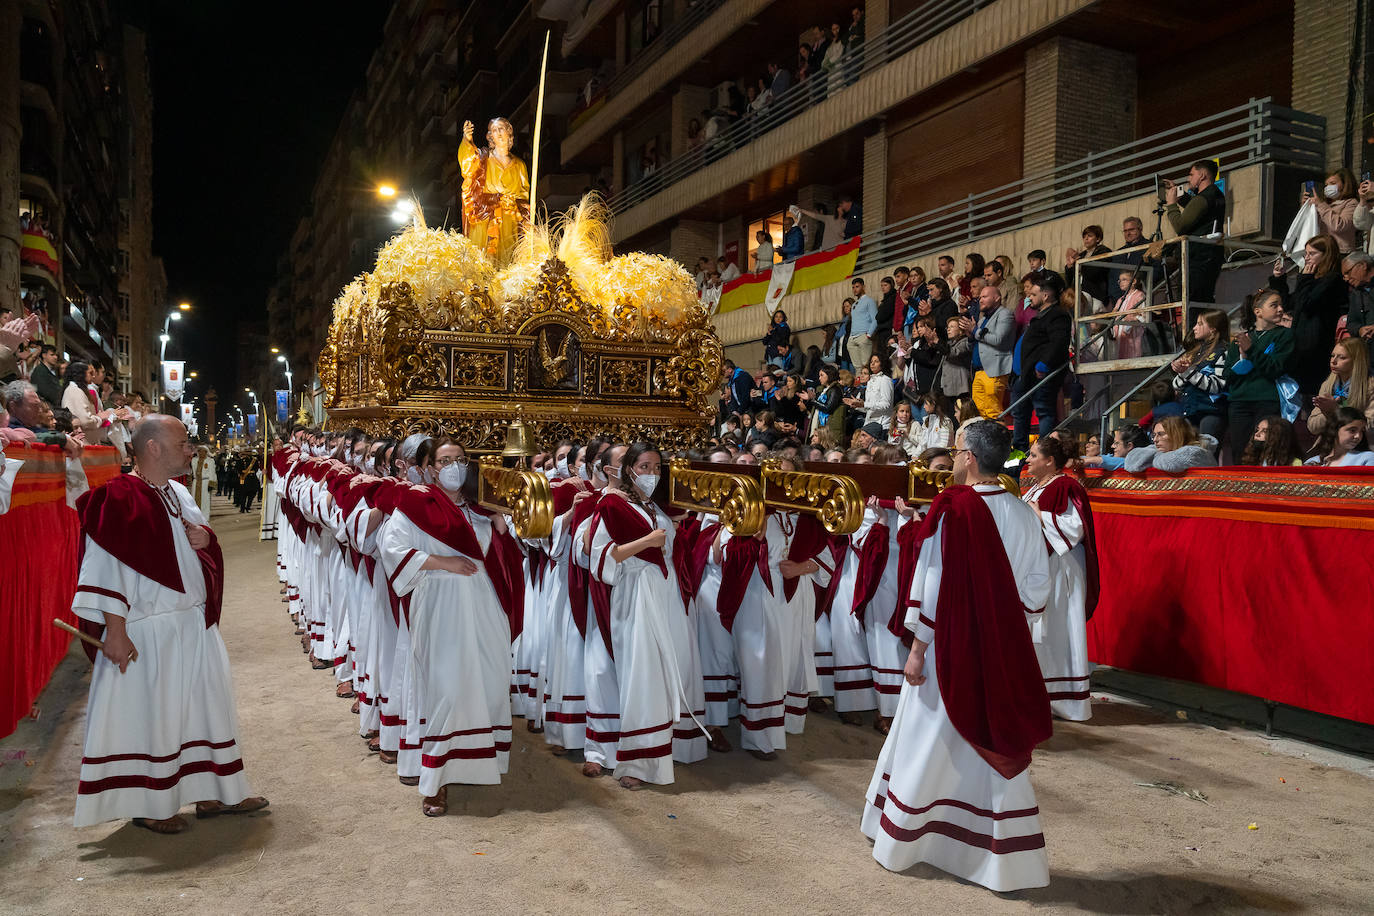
[377,184,397,198]
[276,352,293,398]
[160,307,186,361]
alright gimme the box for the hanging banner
[275,390,289,423]
[180,403,194,425]
[161,361,186,401]
[247,413,257,437]
[765,259,796,307]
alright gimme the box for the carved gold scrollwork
[601,358,648,395]
[906,463,1019,503]
[998,473,1021,497]
[760,460,864,535]
[668,457,764,536]
[477,457,553,539]
[453,350,508,389]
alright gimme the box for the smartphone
[1304,180,1315,194]
[1364,171,1372,183]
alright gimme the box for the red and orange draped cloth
[74,473,226,660]
[1075,465,1374,725]
[19,229,59,274]
[894,485,1052,779]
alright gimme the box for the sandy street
[1,500,1371,915]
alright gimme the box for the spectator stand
[0,444,121,738]
[1063,239,1285,444]
[1066,465,1374,729]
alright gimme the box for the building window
[746,211,787,271]
[116,291,130,320]
[117,248,130,273]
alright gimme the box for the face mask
[556,456,569,477]
[406,467,423,484]
[631,472,659,499]
[578,463,590,481]
[1324,184,1339,200]
[439,462,467,491]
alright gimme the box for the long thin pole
[528,30,551,223]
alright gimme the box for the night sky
[124,0,389,405]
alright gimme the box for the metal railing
[853,98,1324,275]
[606,0,991,214]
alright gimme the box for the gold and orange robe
[458,138,530,263]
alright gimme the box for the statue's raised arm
[458,117,530,265]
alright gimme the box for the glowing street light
[178,301,191,311]
[377,184,397,198]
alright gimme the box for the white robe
[864,508,907,718]
[1023,476,1093,721]
[380,503,512,796]
[693,523,739,728]
[720,516,789,754]
[539,507,589,750]
[775,513,834,734]
[827,508,885,713]
[583,495,707,784]
[191,457,216,519]
[861,485,1052,892]
[72,480,252,826]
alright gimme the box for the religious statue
[459,117,531,265]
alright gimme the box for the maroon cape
[586,493,664,659]
[849,519,890,622]
[908,485,1051,779]
[565,492,604,639]
[397,485,524,641]
[74,474,224,661]
[1034,475,1100,619]
[716,532,772,634]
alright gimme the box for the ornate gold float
[477,456,553,539]
[668,457,765,535]
[319,198,721,453]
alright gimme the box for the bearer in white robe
[1021,437,1098,722]
[191,445,216,519]
[71,415,267,833]
[862,420,1052,892]
[380,441,518,816]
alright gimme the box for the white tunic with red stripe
[380,506,512,796]
[1022,475,1093,721]
[72,482,252,827]
[860,485,1051,892]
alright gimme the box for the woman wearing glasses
[380,438,524,817]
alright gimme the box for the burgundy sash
[849,519,890,622]
[472,503,526,643]
[923,486,1052,779]
[678,519,720,605]
[1034,475,1100,619]
[815,536,847,621]
[716,533,772,634]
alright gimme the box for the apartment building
[2,1,162,391]
[554,0,1367,360]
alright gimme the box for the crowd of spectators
[712,166,1374,471]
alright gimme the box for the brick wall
[1023,37,1137,177]
[862,125,888,234]
[668,219,718,267]
[1291,0,1360,167]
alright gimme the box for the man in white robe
[71,414,267,834]
[861,420,1052,891]
[191,445,216,519]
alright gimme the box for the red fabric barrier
[1084,466,1374,726]
[0,444,121,738]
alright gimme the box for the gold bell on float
[501,416,536,458]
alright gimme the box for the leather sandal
[378,748,397,764]
[706,727,732,753]
[132,815,188,834]
[398,775,420,787]
[421,786,448,817]
[580,761,603,778]
[195,797,269,819]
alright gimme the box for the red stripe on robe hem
[82,738,237,766]
[78,757,244,794]
[614,741,673,761]
[877,811,1046,854]
[421,743,512,767]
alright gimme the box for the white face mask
[1324,184,1340,199]
[578,463,590,481]
[631,471,659,499]
[438,462,467,492]
[406,467,423,484]
[556,456,569,477]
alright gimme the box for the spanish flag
[716,236,861,315]
[19,230,59,275]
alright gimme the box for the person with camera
[1163,159,1227,303]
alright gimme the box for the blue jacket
[850,294,878,338]
[780,226,806,261]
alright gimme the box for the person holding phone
[1354,176,1374,255]
[1163,159,1227,302]
[1225,289,1294,452]
[1306,167,1361,254]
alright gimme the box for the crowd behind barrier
[0,444,121,738]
